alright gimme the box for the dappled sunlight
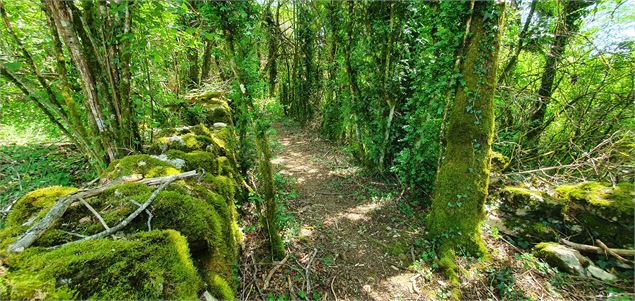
[328,201,381,223]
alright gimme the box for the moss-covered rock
[498,186,563,218]
[534,242,590,275]
[152,134,215,154]
[167,149,218,172]
[492,186,564,243]
[5,186,77,228]
[0,230,202,300]
[557,182,634,247]
[185,102,233,127]
[1,99,243,300]
[102,154,179,180]
[0,187,77,251]
[150,124,236,160]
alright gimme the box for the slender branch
[559,239,635,257]
[129,199,153,231]
[79,197,110,230]
[596,239,635,265]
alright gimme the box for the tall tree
[1,0,142,169]
[207,0,286,260]
[426,0,504,287]
[526,0,592,141]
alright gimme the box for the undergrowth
[0,145,95,225]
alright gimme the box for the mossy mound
[5,186,77,229]
[493,182,634,248]
[0,230,202,300]
[534,242,589,275]
[557,182,634,247]
[167,150,218,172]
[102,154,179,180]
[184,101,233,127]
[498,187,563,218]
[150,124,236,158]
[0,187,77,251]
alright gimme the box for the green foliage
[0,145,95,224]
[0,100,64,144]
[486,265,529,300]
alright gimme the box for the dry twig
[595,239,634,265]
[305,248,318,294]
[263,254,289,289]
[79,198,109,231]
[330,276,338,301]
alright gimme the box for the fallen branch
[79,198,110,231]
[410,274,421,295]
[305,248,318,295]
[53,179,174,248]
[8,171,197,253]
[559,239,635,257]
[596,239,634,265]
[263,254,289,289]
[130,199,153,231]
[331,276,338,301]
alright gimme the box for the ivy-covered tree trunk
[211,0,286,260]
[426,0,504,286]
[264,4,278,97]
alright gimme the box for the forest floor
[238,121,634,301]
[239,121,429,300]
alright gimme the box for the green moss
[150,133,215,154]
[146,166,181,178]
[557,182,634,212]
[167,150,218,172]
[184,102,233,127]
[498,186,564,218]
[6,186,77,228]
[2,230,202,300]
[207,274,235,301]
[189,124,214,137]
[102,154,177,180]
[534,242,589,275]
[490,151,510,171]
[205,175,237,202]
[557,182,634,247]
[436,247,461,291]
[217,156,237,178]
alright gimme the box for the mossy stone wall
[0,99,242,300]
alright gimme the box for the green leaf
[4,62,23,72]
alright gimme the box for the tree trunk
[526,0,591,141]
[201,39,214,82]
[498,0,537,84]
[43,0,117,162]
[186,47,200,89]
[426,0,504,287]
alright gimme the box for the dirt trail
[270,122,426,300]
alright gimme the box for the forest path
[270,122,426,300]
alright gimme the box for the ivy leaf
[4,62,23,72]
